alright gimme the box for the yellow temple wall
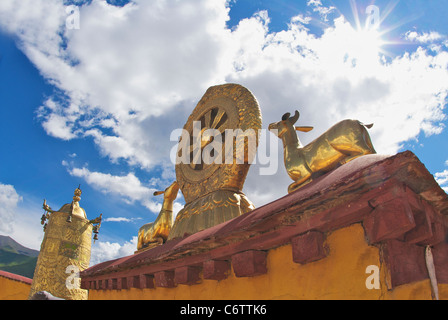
[87,224,446,300]
[0,273,31,300]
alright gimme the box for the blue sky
[0,0,447,265]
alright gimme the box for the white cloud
[41,113,77,140]
[0,182,140,264]
[291,14,312,26]
[66,165,184,215]
[84,129,139,165]
[229,14,448,155]
[172,202,184,219]
[67,166,162,213]
[1,1,448,208]
[8,207,44,251]
[228,14,448,204]
[306,0,336,21]
[405,31,444,43]
[435,169,448,190]
[0,183,23,234]
[1,0,234,169]
[90,236,137,266]
[0,185,43,250]
[36,98,85,140]
[103,217,142,223]
[0,0,65,56]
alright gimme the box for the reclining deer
[268,110,376,193]
[137,181,180,251]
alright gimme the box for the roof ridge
[0,270,33,285]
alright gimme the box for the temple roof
[81,151,448,286]
[0,270,32,285]
[58,203,86,218]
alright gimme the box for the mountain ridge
[0,235,39,279]
[0,235,39,256]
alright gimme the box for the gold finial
[73,184,82,202]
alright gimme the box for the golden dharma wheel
[169,84,262,240]
[175,83,262,204]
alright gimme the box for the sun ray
[349,0,362,31]
[377,0,400,26]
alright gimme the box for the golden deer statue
[268,110,376,193]
[137,181,180,251]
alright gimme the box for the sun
[346,0,412,61]
[349,27,385,60]
[330,19,387,72]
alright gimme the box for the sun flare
[346,0,410,61]
[349,27,385,60]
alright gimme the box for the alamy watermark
[66,5,80,30]
[65,264,81,290]
[365,265,380,290]
[170,123,279,176]
[365,5,381,30]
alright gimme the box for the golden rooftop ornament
[168,83,262,240]
[137,181,179,252]
[268,110,376,193]
[29,186,102,300]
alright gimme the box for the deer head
[268,110,313,138]
[153,181,180,203]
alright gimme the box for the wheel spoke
[211,109,226,130]
[185,108,229,170]
[216,118,229,134]
[192,145,202,165]
[203,110,212,129]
